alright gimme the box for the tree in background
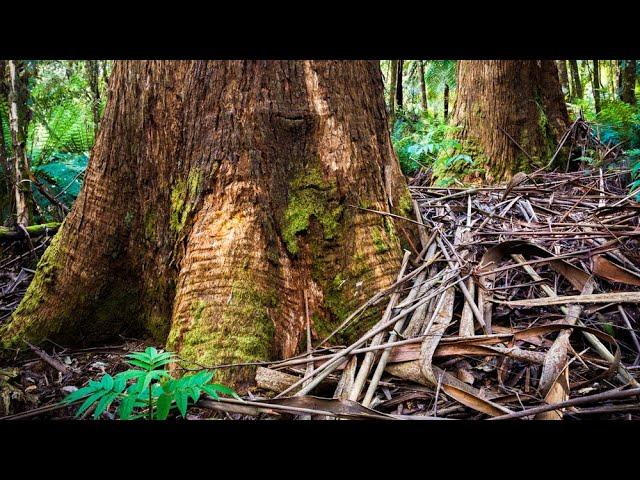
[592,60,601,113]
[0,61,412,390]
[419,61,428,112]
[388,60,398,121]
[444,83,450,120]
[5,60,35,226]
[395,60,404,111]
[0,61,11,219]
[621,60,637,105]
[85,60,101,131]
[449,60,569,183]
[557,60,570,99]
[569,60,583,100]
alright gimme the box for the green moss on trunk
[282,166,343,255]
[170,168,203,234]
[167,275,277,385]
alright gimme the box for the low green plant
[391,112,462,175]
[62,346,238,420]
[626,149,640,200]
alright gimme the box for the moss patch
[169,277,277,385]
[282,166,342,255]
[170,168,203,234]
[143,209,158,243]
[372,227,390,254]
[398,187,413,217]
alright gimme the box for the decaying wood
[26,342,70,375]
[255,366,336,394]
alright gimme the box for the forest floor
[2,123,640,420]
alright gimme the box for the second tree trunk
[450,60,569,183]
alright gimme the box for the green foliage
[62,346,239,420]
[33,152,88,208]
[423,60,457,99]
[580,100,640,199]
[381,60,456,117]
[27,62,99,165]
[626,149,640,200]
[593,100,640,149]
[0,61,111,223]
[391,112,466,175]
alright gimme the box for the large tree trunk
[621,60,637,105]
[569,60,583,100]
[0,61,411,390]
[449,60,569,184]
[556,60,570,99]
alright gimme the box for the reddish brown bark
[449,60,569,183]
[0,61,411,389]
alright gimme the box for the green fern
[62,346,239,420]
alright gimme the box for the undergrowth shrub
[63,346,238,420]
[391,112,481,185]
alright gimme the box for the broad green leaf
[63,383,100,403]
[101,373,114,391]
[206,383,240,399]
[93,391,120,419]
[201,385,219,400]
[155,394,173,420]
[118,395,137,420]
[76,390,107,418]
[174,390,188,417]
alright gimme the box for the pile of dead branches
[249,165,640,419]
[0,228,57,325]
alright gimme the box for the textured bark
[621,60,637,105]
[592,60,601,114]
[557,60,570,98]
[419,61,428,112]
[569,60,583,100]
[0,61,410,389]
[395,61,404,111]
[450,60,569,184]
